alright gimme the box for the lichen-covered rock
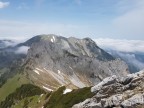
[91,75,118,92]
[73,70,144,108]
[121,93,144,108]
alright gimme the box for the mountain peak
[22,35,129,91]
[23,34,114,60]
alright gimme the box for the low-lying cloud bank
[95,38,144,71]
[15,46,29,55]
[117,52,144,70]
[0,39,26,49]
[0,40,16,49]
[95,38,144,53]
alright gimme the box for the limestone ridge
[23,34,129,91]
[73,70,144,108]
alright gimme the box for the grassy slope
[0,70,94,108]
[0,84,46,108]
[5,86,94,108]
[45,86,95,108]
[12,94,47,108]
[0,73,29,102]
[0,74,94,108]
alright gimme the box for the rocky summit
[73,70,144,108]
[23,34,129,91]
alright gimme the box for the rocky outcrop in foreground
[73,70,144,108]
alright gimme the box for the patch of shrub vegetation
[0,84,46,108]
[23,99,29,108]
[44,86,94,108]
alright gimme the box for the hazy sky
[0,0,144,40]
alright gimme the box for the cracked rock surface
[73,70,144,108]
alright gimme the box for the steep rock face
[73,70,144,108]
[23,34,129,91]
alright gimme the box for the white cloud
[117,52,144,70]
[95,38,144,70]
[113,0,144,38]
[15,46,29,54]
[0,1,9,9]
[1,40,17,47]
[95,38,144,53]
[0,19,90,40]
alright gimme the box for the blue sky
[0,0,144,40]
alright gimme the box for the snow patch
[69,66,73,70]
[50,36,55,43]
[53,36,55,41]
[40,94,44,97]
[42,86,53,91]
[58,70,61,74]
[51,38,54,42]
[33,70,40,75]
[63,89,72,94]
[36,68,43,72]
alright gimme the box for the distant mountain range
[0,34,143,108]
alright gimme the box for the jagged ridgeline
[0,34,130,108]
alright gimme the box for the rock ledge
[73,70,144,108]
